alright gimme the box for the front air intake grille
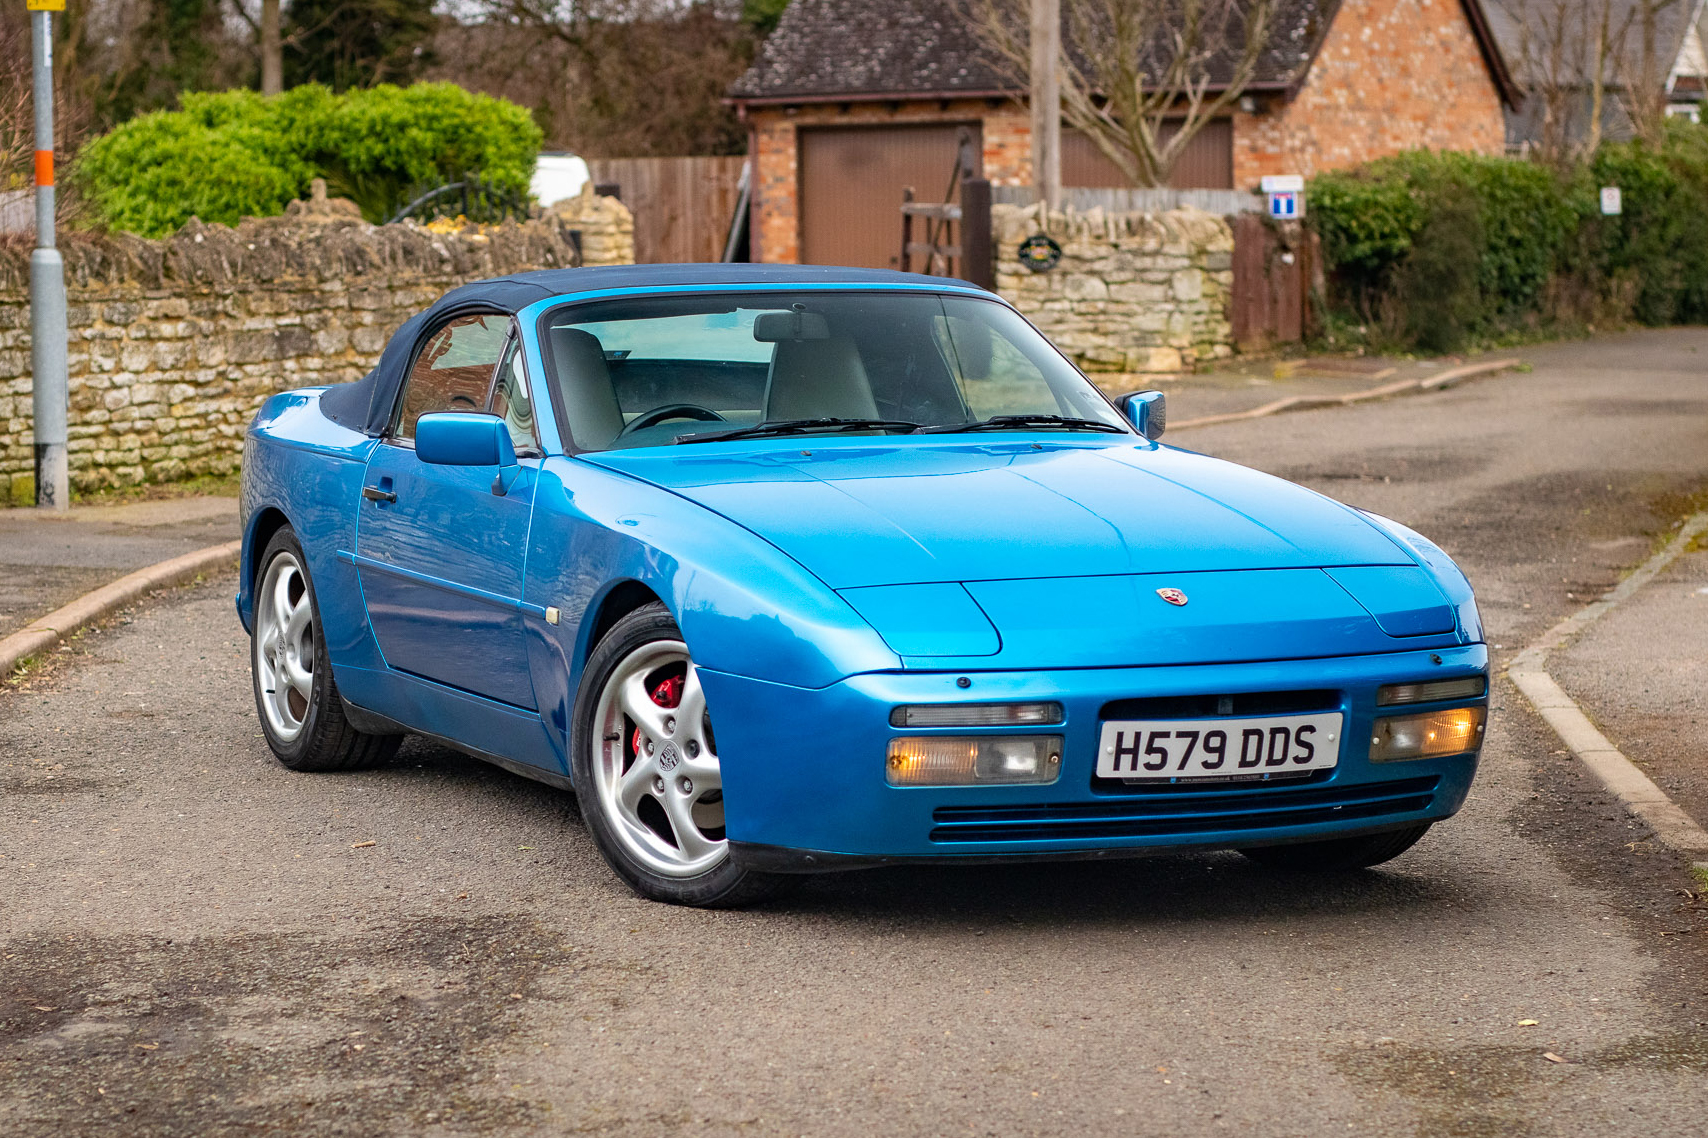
[927,776,1439,844]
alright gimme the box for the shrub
[1309,125,1708,348]
[72,83,543,237]
[69,104,309,240]
[1395,194,1484,353]
[1590,125,1708,325]
[1310,151,1579,346]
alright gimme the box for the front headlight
[886,736,1064,786]
[1369,707,1486,762]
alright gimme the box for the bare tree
[261,0,282,95]
[1494,0,1631,164]
[445,1,756,155]
[1618,0,1687,142]
[962,0,1278,188]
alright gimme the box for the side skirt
[340,696,577,794]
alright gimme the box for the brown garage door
[799,124,982,269]
[1062,120,1234,189]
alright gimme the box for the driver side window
[393,313,510,440]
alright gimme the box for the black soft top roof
[318,263,963,436]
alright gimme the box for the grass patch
[71,471,241,507]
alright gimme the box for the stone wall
[994,202,1234,374]
[0,190,634,503]
[548,184,636,267]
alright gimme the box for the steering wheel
[620,403,726,436]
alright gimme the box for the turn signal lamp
[1376,677,1487,706]
[886,736,1064,786]
[889,702,1064,728]
[1369,707,1486,762]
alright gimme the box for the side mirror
[415,412,515,466]
[415,413,520,494]
[1117,390,1167,441]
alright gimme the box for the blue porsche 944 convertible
[238,264,1488,906]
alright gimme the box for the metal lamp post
[28,0,68,510]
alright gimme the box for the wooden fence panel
[586,157,746,264]
[1231,213,1304,350]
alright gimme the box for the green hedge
[1308,125,1708,350]
[73,83,544,238]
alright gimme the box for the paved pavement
[1552,544,1708,834]
[0,497,239,641]
[3,329,1708,1136]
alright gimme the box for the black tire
[1239,822,1433,872]
[570,602,784,907]
[251,526,401,772]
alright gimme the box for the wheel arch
[579,578,667,671]
[240,506,293,632]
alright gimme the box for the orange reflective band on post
[34,150,53,188]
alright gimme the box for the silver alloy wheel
[591,639,726,877]
[255,550,316,743]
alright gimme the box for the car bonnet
[579,437,1414,589]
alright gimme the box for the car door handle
[361,486,397,504]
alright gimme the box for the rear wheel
[251,527,400,772]
[571,602,782,907]
[1239,823,1432,872]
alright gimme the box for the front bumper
[697,644,1487,869]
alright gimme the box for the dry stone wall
[0,189,633,504]
[995,203,1234,375]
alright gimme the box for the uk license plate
[1096,713,1344,781]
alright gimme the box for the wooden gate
[586,156,746,263]
[1230,214,1312,350]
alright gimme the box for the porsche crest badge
[1156,587,1189,607]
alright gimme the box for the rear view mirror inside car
[753,311,830,341]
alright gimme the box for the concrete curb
[1506,511,1708,859]
[0,539,242,678]
[1171,357,1523,432]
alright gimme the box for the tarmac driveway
[3,329,1708,1137]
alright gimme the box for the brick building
[728,0,1519,266]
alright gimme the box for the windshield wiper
[674,417,923,445]
[917,414,1127,434]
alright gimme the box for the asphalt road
[4,329,1708,1137]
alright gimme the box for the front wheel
[571,602,782,907]
[252,526,400,772]
[1239,822,1432,872]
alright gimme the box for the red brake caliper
[630,672,683,760]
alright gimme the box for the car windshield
[535,291,1130,451]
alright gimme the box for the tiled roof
[729,0,1340,101]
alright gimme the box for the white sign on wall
[1600,186,1622,216]
[1261,174,1305,220]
